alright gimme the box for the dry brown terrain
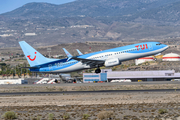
[0,92,180,119]
[0,83,180,119]
[0,83,179,93]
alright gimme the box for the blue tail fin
[19,41,59,67]
[76,49,83,55]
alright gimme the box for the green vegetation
[2,111,17,119]
[48,113,54,120]
[0,62,32,78]
[158,109,168,114]
[63,113,70,119]
[82,114,90,119]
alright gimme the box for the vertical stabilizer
[19,41,58,67]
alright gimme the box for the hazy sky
[0,0,75,14]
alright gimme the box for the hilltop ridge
[0,0,180,47]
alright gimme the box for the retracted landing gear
[95,68,101,74]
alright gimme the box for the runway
[0,89,179,95]
[1,81,180,87]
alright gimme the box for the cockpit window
[156,43,162,45]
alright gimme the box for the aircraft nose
[163,44,168,49]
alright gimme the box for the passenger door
[148,44,153,50]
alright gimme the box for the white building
[0,34,13,37]
[0,79,27,84]
[25,33,36,36]
[107,70,180,82]
[162,53,180,61]
[135,56,154,65]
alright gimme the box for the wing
[72,57,105,67]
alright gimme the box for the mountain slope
[1,0,180,23]
[1,0,180,48]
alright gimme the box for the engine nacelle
[104,58,121,67]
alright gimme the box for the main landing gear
[95,68,101,74]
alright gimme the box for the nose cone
[162,44,168,50]
[164,44,168,49]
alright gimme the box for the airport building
[107,70,180,82]
[0,79,28,84]
[83,69,180,82]
[83,73,107,83]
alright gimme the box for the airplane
[19,41,168,73]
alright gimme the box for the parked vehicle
[111,79,131,82]
[171,79,180,81]
[111,80,120,82]
[33,78,49,84]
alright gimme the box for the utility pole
[47,48,51,58]
[47,47,51,80]
[21,68,22,78]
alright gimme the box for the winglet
[63,48,73,61]
[76,49,83,55]
[63,48,72,58]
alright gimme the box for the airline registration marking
[135,44,148,51]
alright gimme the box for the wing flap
[72,57,104,66]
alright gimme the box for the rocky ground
[0,91,180,119]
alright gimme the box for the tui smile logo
[27,52,37,61]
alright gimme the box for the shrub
[97,111,114,120]
[82,114,90,119]
[158,109,168,114]
[2,111,17,119]
[48,113,54,120]
[63,113,70,119]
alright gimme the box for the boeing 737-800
[19,41,168,73]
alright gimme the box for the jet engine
[104,58,121,67]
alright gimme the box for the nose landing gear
[95,68,101,73]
